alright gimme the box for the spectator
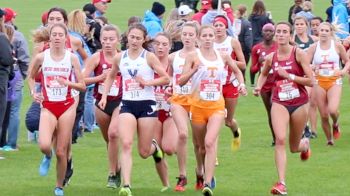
[175,0,199,12]
[248,0,273,86]
[332,0,349,39]
[1,8,30,151]
[178,4,193,21]
[288,0,304,25]
[92,0,111,17]
[83,3,96,19]
[202,0,234,36]
[326,0,333,22]
[192,0,211,24]
[0,8,16,159]
[142,1,166,38]
[236,4,253,81]
[41,11,48,26]
[296,1,315,22]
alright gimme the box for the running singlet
[41,49,73,102]
[154,72,170,111]
[170,51,191,106]
[251,42,278,92]
[119,49,155,101]
[312,40,341,78]
[295,35,314,51]
[93,51,122,101]
[271,47,308,106]
[213,36,238,85]
[189,49,226,109]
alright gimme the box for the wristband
[289,74,296,81]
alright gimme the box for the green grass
[1,0,350,195]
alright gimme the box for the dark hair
[276,21,293,35]
[251,0,266,16]
[128,16,142,27]
[311,16,323,23]
[128,23,147,39]
[211,0,219,9]
[48,7,68,24]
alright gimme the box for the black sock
[233,130,239,138]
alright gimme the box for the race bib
[174,74,191,95]
[45,76,68,101]
[277,80,300,101]
[124,78,143,99]
[155,86,170,111]
[199,79,221,101]
[318,63,335,77]
[98,76,121,96]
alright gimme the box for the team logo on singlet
[123,63,129,67]
[102,64,108,69]
[128,69,138,78]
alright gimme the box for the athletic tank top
[213,36,237,85]
[119,49,155,101]
[295,35,314,51]
[189,49,226,109]
[312,40,340,78]
[271,47,308,106]
[93,51,122,101]
[41,49,73,102]
[154,65,170,111]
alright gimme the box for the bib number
[277,80,300,101]
[125,78,143,99]
[199,80,221,101]
[45,76,68,100]
[175,74,191,95]
[318,63,335,77]
[98,76,121,96]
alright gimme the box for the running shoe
[152,139,163,163]
[231,128,241,152]
[54,187,64,196]
[333,123,340,140]
[115,169,121,188]
[270,182,287,195]
[0,155,5,160]
[106,175,117,189]
[202,184,213,196]
[327,140,334,146]
[160,186,170,192]
[39,155,52,176]
[3,145,18,151]
[210,176,216,189]
[310,132,317,139]
[174,175,187,192]
[300,139,311,161]
[195,173,204,190]
[215,157,219,166]
[63,158,73,187]
[119,185,132,196]
[303,125,311,138]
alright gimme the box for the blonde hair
[199,25,215,36]
[164,8,179,28]
[32,26,50,43]
[319,22,338,40]
[68,9,86,35]
[100,24,121,39]
[164,20,185,42]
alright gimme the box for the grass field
[1,0,350,195]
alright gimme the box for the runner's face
[181,26,197,47]
[213,21,226,37]
[310,20,321,35]
[50,26,66,48]
[262,29,274,41]
[318,24,331,41]
[101,30,118,52]
[48,11,65,26]
[153,35,170,58]
[294,19,307,35]
[275,24,291,45]
[127,28,145,50]
[199,27,215,48]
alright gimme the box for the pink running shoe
[271,182,287,195]
[333,124,340,140]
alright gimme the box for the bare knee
[275,137,286,146]
[138,148,150,159]
[39,142,51,154]
[55,148,67,160]
[121,140,133,152]
[178,131,188,142]
[108,130,119,141]
[204,138,216,152]
[162,145,175,155]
